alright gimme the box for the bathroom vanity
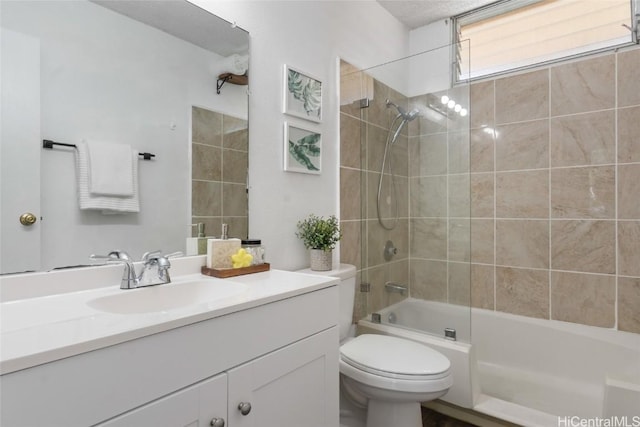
[0,258,339,426]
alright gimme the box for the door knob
[210,417,225,427]
[237,401,252,416]
[19,212,37,226]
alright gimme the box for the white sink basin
[87,280,247,314]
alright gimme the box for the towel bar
[43,139,155,160]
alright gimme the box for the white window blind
[455,0,637,81]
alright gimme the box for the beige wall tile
[471,219,494,264]
[449,130,470,174]
[449,262,471,306]
[222,115,248,151]
[496,220,549,269]
[495,69,549,124]
[496,267,549,319]
[618,277,640,334]
[495,120,549,171]
[192,106,222,146]
[550,54,615,116]
[367,172,408,220]
[410,134,448,176]
[618,221,640,277]
[340,220,362,270]
[449,174,470,218]
[411,219,447,260]
[366,124,387,171]
[618,47,640,108]
[410,176,446,218]
[391,134,409,177]
[551,271,615,328]
[410,259,447,302]
[618,164,640,219]
[222,183,247,217]
[192,180,221,216]
[192,143,221,182]
[409,94,448,136]
[551,166,615,219]
[222,149,248,184]
[496,170,549,218]
[551,220,615,274]
[550,110,614,167]
[470,80,494,129]
[470,128,495,172]
[471,264,494,309]
[449,219,470,262]
[366,79,391,130]
[471,173,494,218]
[340,167,361,221]
[618,106,640,164]
[340,113,362,169]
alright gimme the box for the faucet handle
[141,250,162,262]
[90,251,131,264]
[165,251,184,259]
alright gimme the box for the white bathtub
[358,298,640,426]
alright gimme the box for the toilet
[297,264,452,427]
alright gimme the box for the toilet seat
[340,334,450,380]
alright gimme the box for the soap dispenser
[186,223,208,255]
[206,224,241,269]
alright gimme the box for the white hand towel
[75,141,140,213]
[87,141,134,196]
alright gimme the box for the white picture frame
[283,121,321,175]
[283,64,322,123]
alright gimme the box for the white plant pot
[309,249,332,271]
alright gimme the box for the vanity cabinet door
[96,373,227,427]
[227,327,339,427]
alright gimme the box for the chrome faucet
[90,250,182,289]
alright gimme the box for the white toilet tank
[296,263,356,341]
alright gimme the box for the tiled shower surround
[340,45,640,334]
[191,106,248,239]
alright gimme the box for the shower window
[454,0,638,81]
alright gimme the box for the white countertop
[0,260,338,375]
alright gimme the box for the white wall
[408,19,453,96]
[2,1,247,270]
[191,0,410,270]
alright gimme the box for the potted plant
[296,214,342,271]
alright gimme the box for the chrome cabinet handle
[210,417,225,427]
[237,402,252,416]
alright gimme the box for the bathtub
[358,298,640,426]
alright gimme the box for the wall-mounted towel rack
[42,139,156,160]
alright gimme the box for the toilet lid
[340,334,450,379]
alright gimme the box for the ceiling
[376,0,497,29]
[91,0,249,56]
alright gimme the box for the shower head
[386,99,420,122]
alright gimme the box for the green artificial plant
[295,214,342,252]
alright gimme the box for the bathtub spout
[384,282,407,295]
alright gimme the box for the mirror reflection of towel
[88,141,134,196]
[75,141,140,213]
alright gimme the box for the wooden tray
[201,263,270,278]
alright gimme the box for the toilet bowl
[340,334,452,427]
[296,264,453,427]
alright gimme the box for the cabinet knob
[210,417,225,427]
[237,402,252,416]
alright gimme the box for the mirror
[0,0,249,274]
